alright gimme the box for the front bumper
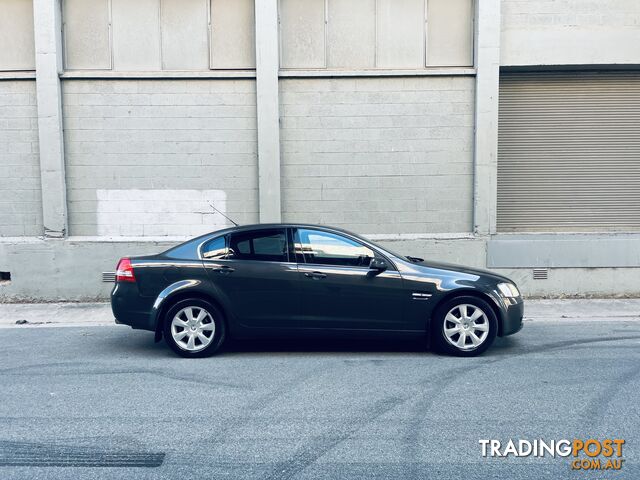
[500,297,524,336]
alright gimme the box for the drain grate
[0,441,164,468]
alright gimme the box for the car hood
[407,259,513,284]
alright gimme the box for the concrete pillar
[472,0,501,236]
[254,0,282,223]
[33,0,67,237]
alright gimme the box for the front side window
[296,229,375,267]
[201,236,227,259]
[228,229,288,262]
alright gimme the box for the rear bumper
[501,298,524,336]
[110,283,155,332]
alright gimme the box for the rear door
[293,228,407,331]
[202,228,299,329]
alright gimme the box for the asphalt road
[0,320,638,479]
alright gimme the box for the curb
[1,299,640,328]
[0,303,114,328]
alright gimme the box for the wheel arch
[152,287,228,343]
[429,288,504,336]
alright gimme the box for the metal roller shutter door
[497,72,640,232]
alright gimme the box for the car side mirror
[368,258,387,274]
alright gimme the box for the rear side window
[202,236,227,259]
[228,229,288,262]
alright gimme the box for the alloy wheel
[442,303,490,351]
[170,306,216,352]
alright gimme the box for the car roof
[205,223,357,236]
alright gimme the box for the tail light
[116,257,136,283]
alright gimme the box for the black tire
[163,298,226,358]
[431,295,497,357]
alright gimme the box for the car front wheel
[432,296,497,356]
[163,299,226,358]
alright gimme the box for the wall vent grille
[102,272,116,283]
[532,268,548,280]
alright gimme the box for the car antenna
[207,201,239,227]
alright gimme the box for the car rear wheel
[163,299,226,358]
[432,296,497,357]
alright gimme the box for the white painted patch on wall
[96,189,229,237]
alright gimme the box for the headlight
[497,282,520,298]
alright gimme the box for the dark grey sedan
[111,224,523,358]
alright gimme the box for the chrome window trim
[196,225,401,271]
[292,226,399,272]
[198,234,227,261]
[198,228,292,264]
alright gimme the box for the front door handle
[304,271,327,280]
[213,266,235,275]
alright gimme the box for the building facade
[0,0,639,300]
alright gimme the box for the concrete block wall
[3,235,639,301]
[501,0,640,65]
[280,76,475,235]
[0,236,485,302]
[0,238,177,301]
[0,80,43,237]
[2,0,639,300]
[62,79,259,236]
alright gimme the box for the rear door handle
[304,271,327,280]
[213,266,235,275]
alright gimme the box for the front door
[202,228,299,329]
[293,228,407,331]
